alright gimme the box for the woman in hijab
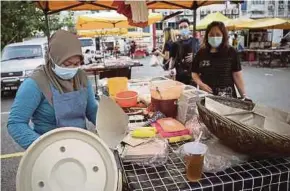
[7,30,98,149]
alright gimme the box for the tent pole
[44,11,50,42]
[152,9,157,48]
[193,9,197,32]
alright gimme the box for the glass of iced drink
[183,142,208,182]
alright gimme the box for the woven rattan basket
[197,96,290,157]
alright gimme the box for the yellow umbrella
[242,18,290,30]
[195,12,231,30]
[122,32,151,38]
[77,28,128,37]
[76,12,162,30]
[224,18,254,31]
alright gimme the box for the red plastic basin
[115,91,138,108]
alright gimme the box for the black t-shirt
[192,47,242,97]
[170,37,199,66]
[164,41,173,52]
[170,37,200,85]
[162,40,173,65]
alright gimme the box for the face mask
[51,57,79,80]
[208,37,223,48]
[180,28,190,37]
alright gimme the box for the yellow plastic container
[168,135,193,143]
[107,77,128,98]
[131,127,156,138]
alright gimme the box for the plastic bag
[121,138,168,167]
[202,138,248,173]
[174,138,247,173]
[185,116,212,141]
[149,55,161,67]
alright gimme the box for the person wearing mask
[154,28,177,71]
[170,18,200,85]
[7,30,98,149]
[84,49,92,65]
[192,21,246,98]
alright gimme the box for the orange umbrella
[35,1,243,13]
[34,1,243,37]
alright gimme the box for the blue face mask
[180,28,190,37]
[50,57,79,80]
[208,37,223,48]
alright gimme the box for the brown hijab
[31,30,88,105]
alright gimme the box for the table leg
[128,67,132,79]
[268,52,273,68]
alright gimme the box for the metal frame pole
[193,10,197,32]
[44,12,50,42]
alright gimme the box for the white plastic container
[177,86,208,124]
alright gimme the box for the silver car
[1,38,47,92]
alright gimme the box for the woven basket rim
[197,96,290,141]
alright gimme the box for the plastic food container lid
[16,127,118,191]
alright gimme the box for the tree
[1,1,75,49]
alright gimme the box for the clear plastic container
[150,80,184,118]
[150,80,184,100]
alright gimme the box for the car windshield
[1,45,43,61]
[80,39,94,47]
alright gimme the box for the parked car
[1,38,47,92]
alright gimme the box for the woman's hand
[199,83,213,93]
[154,50,160,56]
[185,53,193,63]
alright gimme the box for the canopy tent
[77,28,128,37]
[194,12,230,30]
[34,0,243,37]
[238,18,290,30]
[121,32,151,38]
[76,12,162,30]
[224,18,254,30]
[35,1,243,13]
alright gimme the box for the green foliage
[1,1,75,49]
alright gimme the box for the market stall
[122,32,152,58]
[16,76,290,191]
[96,77,290,191]
[17,2,283,191]
[82,56,142,86]
[230,18,290,67]
[242,48,290,67]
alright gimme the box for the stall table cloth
[121,141,290,191]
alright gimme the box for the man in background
[170,18,200,85]
[232,33,238,49]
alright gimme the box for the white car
[1,38,47,92]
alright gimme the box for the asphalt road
[1,57,290,191]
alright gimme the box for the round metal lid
[16,127,118,191]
